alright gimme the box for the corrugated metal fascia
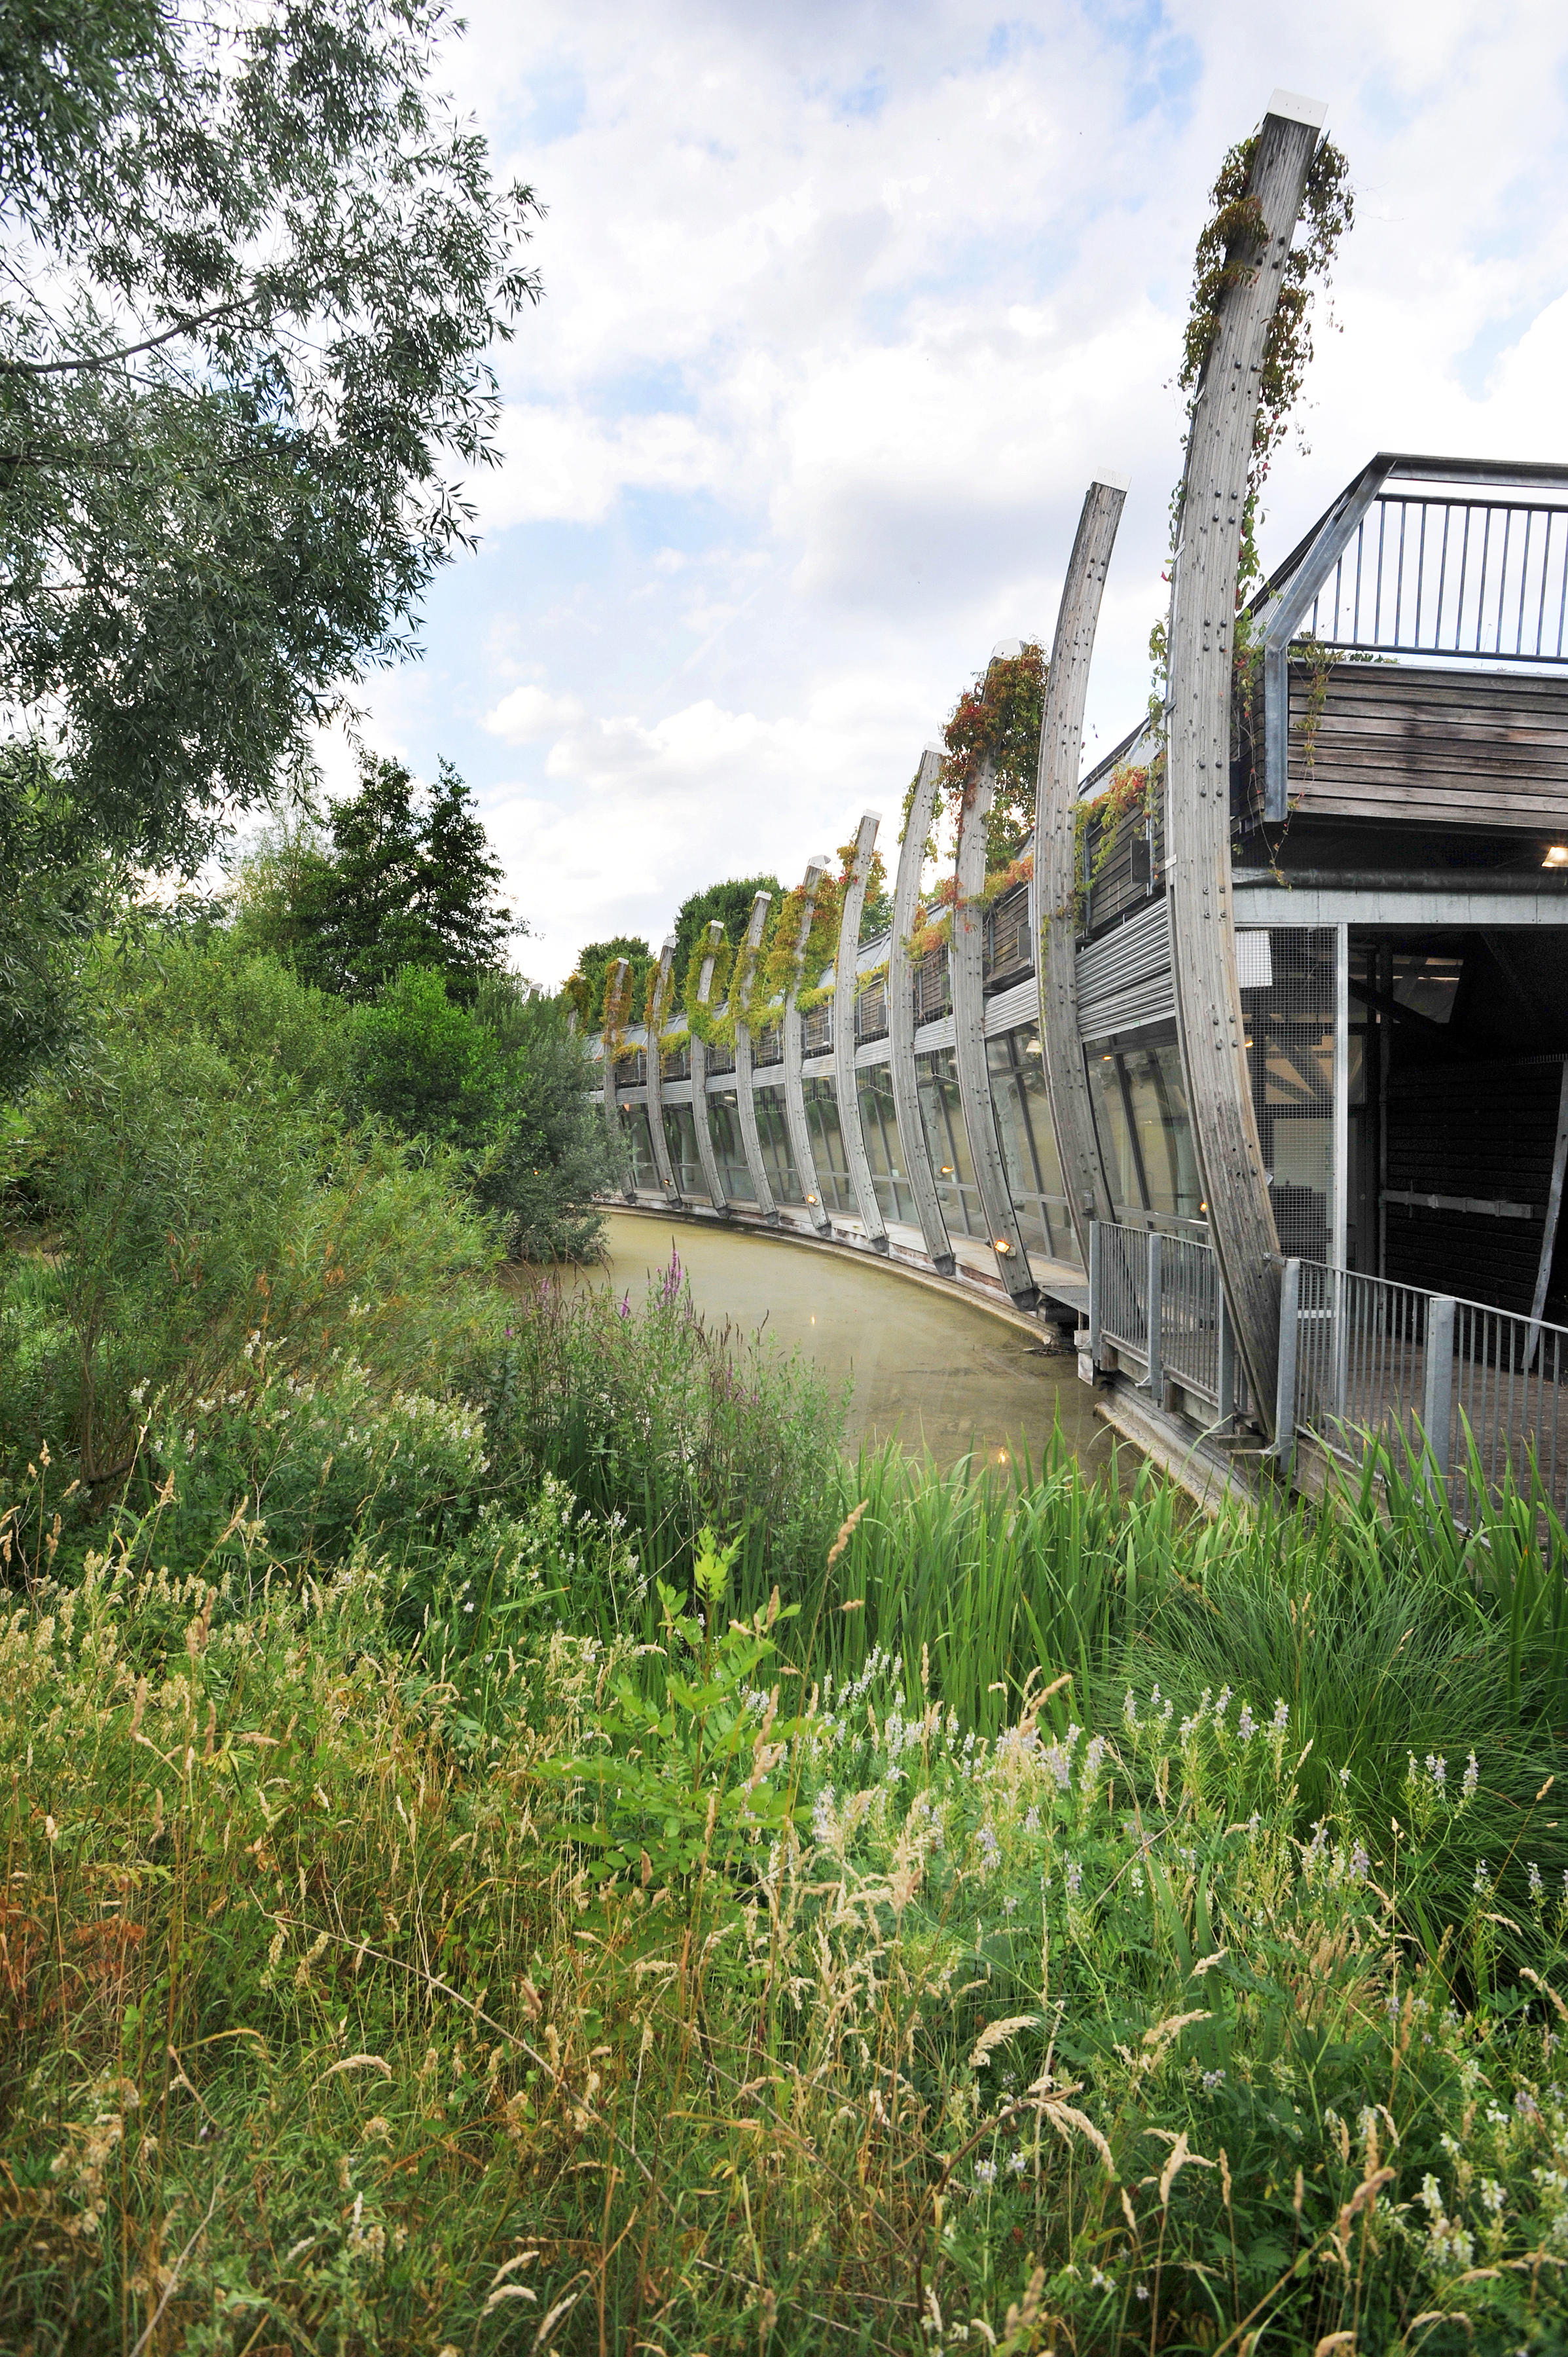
[1076,901,1174,1040]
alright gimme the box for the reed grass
[7,1247,1568,2349]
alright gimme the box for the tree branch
[0,299,251,378]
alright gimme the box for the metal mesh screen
[1240,926,1335,1264]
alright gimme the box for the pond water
[518,1209,1113,1476]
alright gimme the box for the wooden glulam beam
[689,919,731,1213]
[1165,94,1324,1427]
[888,750,956,1275]
[782,860,833,1234]
[644,936,680,1203]
[601,955,638,1202]
[1034,477,1127,1266]
[733,890,780,1223]
[833,811,890,1251]
[953,744,1039,1309]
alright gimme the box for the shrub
[1,939,499,1486]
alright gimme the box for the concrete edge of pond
[600,1197,1060,1353]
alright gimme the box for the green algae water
[516,1208,1112,1474]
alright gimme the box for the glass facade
[754,1085,803,1203]
[1086,1027,1203,1233]
[856,1062,916,1226]
[704,1089,756,1203]
[617,1101,659,1190]
[1241,927,1334,1265]
[802,1076,856,1215]
[987,1028,1078,1265]
[662,1102,710,1201]
[916,1046,987,1239]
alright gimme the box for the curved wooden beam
[953,747,1038,1310]
[733,890,780,1224]
[1035,478,1127,1264]
[782,859,833,1235]
[888,750,955,1275]
[644,936,680,1203]
[833,811,890,1252]
[601,956,633,1199]
[688,919,730,1213]
[1165,94,1324,1425]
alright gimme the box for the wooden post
[1035,477,1127,1265]
[602,956,630,1195]
[888,750,955,1275]
[1526,1060,1568,1368]
[782,860,833,1235]
[733,890,779,1224]
[953,745,1038,1309]
[1217,1280,1236,1422]
[1274,1256,1302,1461]
[688,919,730,1214]
[644,936,680,1203]
[1165,94,1325,1429]
[1423,1294,1457,1482]
[833,812,890,1252]
[1146,1229,1164,1399]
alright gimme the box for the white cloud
[355,0,1568,983]
[484,682,585,742]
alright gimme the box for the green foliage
[672,873,782,994]
[563,934,653,1031]
[0,938,498,1484]
[0,737,130,1093]
[467,975,611,1263]
[352,963,507,1148]
[5,1428,1568,2353]
[231,756,514,1002]
[938,642,1047,868]
[1180,130,1355,518]
[1,0,541,875]
[486,1251,847,1617]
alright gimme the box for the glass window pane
[856,1062,915,1226]
[706,1091,756,1202]
[618,1102,659,1190]
[754,1085,802,1203]
[663,1102,710,1201]
[916,1046,986,1239]
[802,1076,855,1215]
[1088,1049,1144,1218]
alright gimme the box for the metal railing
[983,881,1034,988]
[1088,1221,1245,1420]
[1278,1259,1568,1514]
[1301,492,1568,665]
[913,946,952,1027]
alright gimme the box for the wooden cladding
[1080,795,1163,940]
[1284,660,1568,830]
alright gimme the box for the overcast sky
[336,0,1568,986]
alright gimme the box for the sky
[332,0,1568,987]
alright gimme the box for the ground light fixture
[1546,845,1568,868]
[994,1238,1014,1255]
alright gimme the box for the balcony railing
[1279,1260,1568,1514]
[1089,1218,1568,1520]
[1300,492,1568,665]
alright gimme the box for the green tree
[672,874,782,995]
[352,964,506,1148]
[470,975,610,1262]
[232,755,514,1000]
[0,0,541,877]
[347,966,610,1262]
[0,742,130,1093]
[564,937,654,1031]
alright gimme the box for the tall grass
[9,1243,1568,2348]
